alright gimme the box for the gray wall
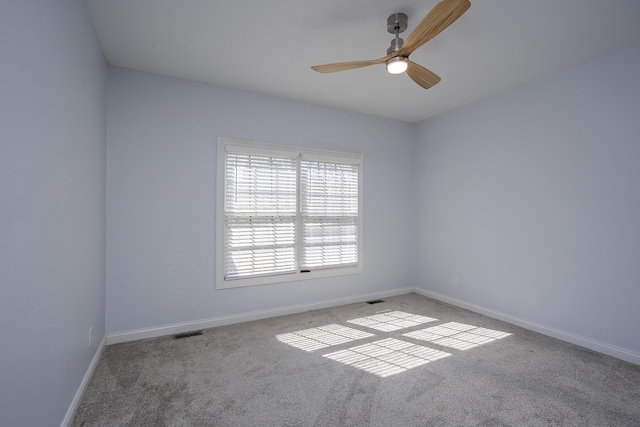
[0,1,107,426]
[414,45,640,355]
[106,67,416,335]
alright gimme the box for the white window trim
[216,137,363,289]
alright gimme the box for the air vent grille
[173,330,204,339]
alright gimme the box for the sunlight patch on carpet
[346,311,438,332]
[276,324,375,351]
[324,338,451,377]
[404,322,511,351]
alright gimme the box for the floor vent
[366,299,385,305]
[173,330,204,339]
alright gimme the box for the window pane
[224,152,297,279]
[301,218,359,269]
[300,159,359,270]
[226,153,297,216]
[300,161,358,217]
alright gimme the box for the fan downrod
[387,13,408,55]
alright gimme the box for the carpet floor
[74,293,640,426]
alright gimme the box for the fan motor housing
[387,37,404,54]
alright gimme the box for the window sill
[216,265,362,290]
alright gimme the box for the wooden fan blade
[406,61,441,90]
[311,56,390,73]
[398,0,470,57]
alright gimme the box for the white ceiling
[86,0,640,123]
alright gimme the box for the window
[216,137,362,289]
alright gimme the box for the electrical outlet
[89,327,93,347]
[453,277,459,287]
[299,282,305,291]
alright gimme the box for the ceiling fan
[311,0,471,90]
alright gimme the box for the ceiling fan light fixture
[386,57,408,74]
[311,0,472,90]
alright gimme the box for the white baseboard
[106,287,414,345]
[414,288,640,366]
[106,286,640,365]
[60,336,106,427]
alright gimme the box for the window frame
[216,137,363,289]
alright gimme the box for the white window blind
[218,138,362,288]
[224,152,297,279]
[300,160,359,270]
